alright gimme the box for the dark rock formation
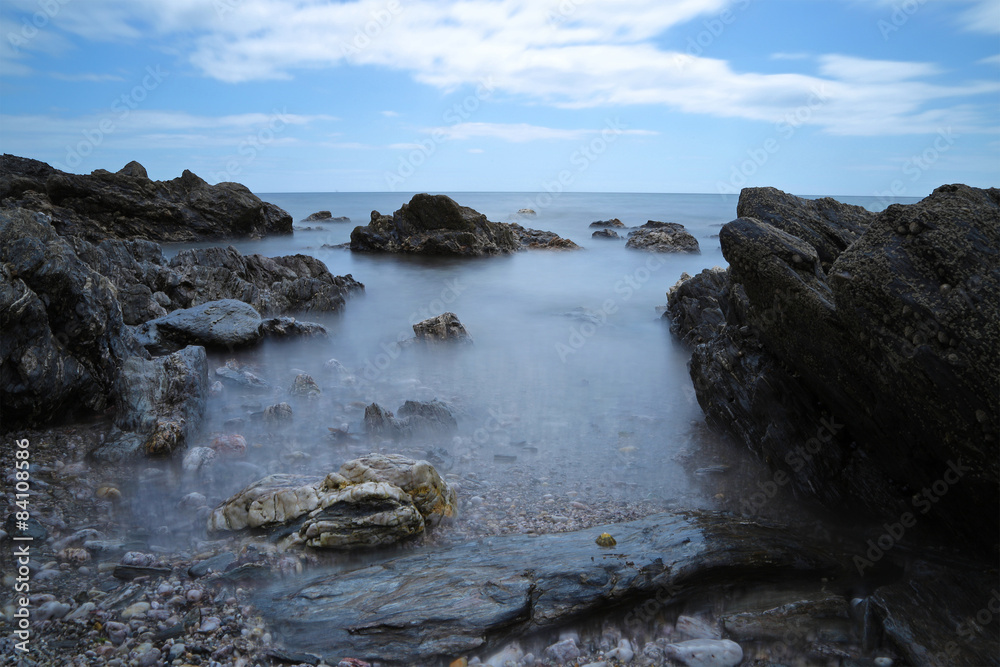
[350,194,577,255]
[665,268,729,346]
[509,223,580,250]
[736,186,873,270]
[412,312,471,343]
[260,317,329,340]
[0,154,292,242]
[590,218,625,228]
[626,221,700,253]
[0,208,146,430]
[363,400,457,438]
[258,511,842,664]
[351,193,519,256]
[592,228,621,240]
[666,185,999,551]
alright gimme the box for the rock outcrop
[0,154,292,242]
[626,221,700,253]
[257,511,842,664]
[592,228,621,240]
[363,400,458,438]
[590,218,625,228]
[351,193,520,255]
[666,185,999,551]
[207,454,457,548]
[133,300,263,354]
[0,208,146,429]
[350,194,577,255]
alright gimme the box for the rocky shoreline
[2,157,997,667]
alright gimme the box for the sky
[0,0,997,195]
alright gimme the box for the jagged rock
[260,317,328,339]
[0,154,292,241]
[664,268,730,346]
[509,223,580,250]
[263,402,294,424]
[626,221,700,253]
[590,218,624,228]
[207,454,456,548]
[132,299,263,354]
[412,312,472,343]
[592,228,620,239]
[289,373,321,397]
[304,211,349,222]
[256,511,841,664]
[0,207,146,430]
[351,193,520,256]
[364,403,402,437]
[668,185,1000,551]
[517,208,536,216]
[165,246,364,316]
[92,346,209,460]
[737,186,873,270]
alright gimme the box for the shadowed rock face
[0,154,292,242]
[258,511,843,664]
[666,185,1000,551]
[626,221,700,253]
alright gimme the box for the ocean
[161,191,920,522]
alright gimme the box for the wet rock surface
[133,299,264,354]
[0,154,293,242]
[413,312,473,343]
[509,223,581,250]
[667,185,1000,552]
[259,510,842,664]
[592,228,621,240]
[626,221,700,253]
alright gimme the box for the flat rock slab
[258,511,841,665]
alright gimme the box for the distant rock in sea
[350,193,577,256]
[626,221,700,253]
[304,210,350,222]
[0,154,292,242]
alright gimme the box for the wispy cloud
[427,122,658,143]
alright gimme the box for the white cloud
[380,110,400,117]
[3,0,998,136]
[979,54,1000,66]
[468,148,484,154]
[51,72,126,82]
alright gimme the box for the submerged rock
[413,312,472,343]
[590,218,625,228]
[207,454,456,547]
[592,228,621,239]
[667,185,999,550]
[626,221,700,253]
[509,223,580,250]
[0,154,292,242]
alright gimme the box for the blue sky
[1,0,997,195]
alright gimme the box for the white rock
[65,602,95,622]
[484,641,524,667]
[35,600,71,621]
[664,639,743,667]
[606,638,634,662]
[198,616,221,633]
[182,446,217,473]
[544,637,580,662]
[874,659,894,667]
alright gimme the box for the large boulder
[0,208,146,430]
[667,185,999,551]
[351,193,520,256]
[412,312,472,343]
[207,454,457,548]
[0,154,292,242]
[133,299,262,354]
[626,221,700,253]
